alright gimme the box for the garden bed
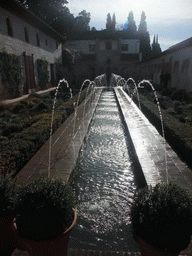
[0,87,90,176]
[133,93,192,170]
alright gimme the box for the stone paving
[115,87,192,195]
[11,86,192,255]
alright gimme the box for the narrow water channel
[69,90,140,252]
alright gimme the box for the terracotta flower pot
[0,213,17,250]
[136,236,180,256]
[13,209,77,256]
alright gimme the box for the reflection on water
[69,91,139,252]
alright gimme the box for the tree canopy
[74,10,91,31]
[127,11,137,33]
[17,0,91,38]
[138,11,147,34]
[106,13,116,31]
[151,35,162,56]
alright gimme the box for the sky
[67,0,192,52]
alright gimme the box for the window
[89,44,96,52]
[121,44,129,52]
[36,33,40,46]
[6,17,13,37]
[106,42,112,50]
[24,27,29,43]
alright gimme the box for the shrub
[130,182,192,252]
[0,173,18,215]
[14,178,75,240]
[31,101,50,113]
[37,58,49,90]
[0,51,24,96]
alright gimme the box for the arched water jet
[117,78,130,96]
[127,77,141,110]
[83,81,95,121]
[48,78,72,178]
[138,79,168,184]
[72,79,93,140]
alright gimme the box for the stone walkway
[1,87,56,106]
[115,87,192,195]
[11,87,192,256]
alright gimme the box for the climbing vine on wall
[37,58,49,89]
[0,51,24,95]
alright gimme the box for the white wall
[66,40,96,54]
[121,39,140,53]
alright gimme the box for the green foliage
[0,173,18,216]
[131,182,192,251]
[74,10,91,31]
[151,35,161,56]
[138,11,147,34]
[0,88,89,175]
[136,93,192,168]
[14,178,75,240]
[127,11,137,33]
[37,58,49,90]
[31,101,50,112]
[0,51,24,95]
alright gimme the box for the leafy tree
[138,11,147,34]
[74,10,91,31]
[127,11,137,33]
[17,0,69,22]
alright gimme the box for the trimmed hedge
[133,94,192,169]
[0,87,91,175]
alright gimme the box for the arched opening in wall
[173,61,180,75]
[24,27,29,43]
[181,59,190,75]
[106,58,112,65]
[99,67,104,74]
[106,42,112,50]
[36,33,40,46]
[90,67,96,80]
[113,67,118,74]
[6,17,13,37]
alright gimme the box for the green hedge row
[133,94,192,169]
[0,88,91,176]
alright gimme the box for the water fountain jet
[48,78,73,178]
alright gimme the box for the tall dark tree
[138,11,147,34]
[127,11,137,33]
[151,34,162,56]
[106,13,112,30]
[137,11,151,60]
[111,13,116,30]
[74,10,91,31]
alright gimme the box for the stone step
[11,247,192,256]
[12,248,141,256]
